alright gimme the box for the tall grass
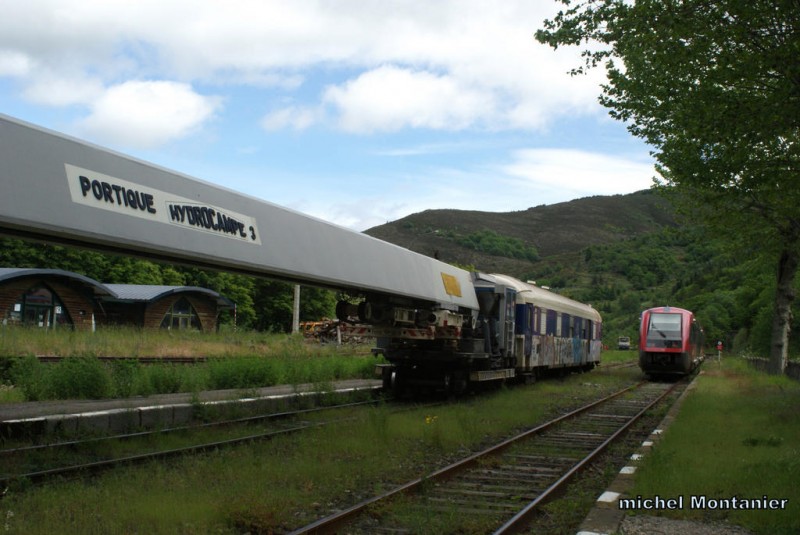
[0,324,367,359]
[0,326,377,402]
[629,357,800,534]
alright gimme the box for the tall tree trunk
[768,246,799,374]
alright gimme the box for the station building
[0,268,235,332]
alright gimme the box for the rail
[289,379,684,534]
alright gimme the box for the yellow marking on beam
[441,273,462,297]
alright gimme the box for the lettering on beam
[65,164,261,244]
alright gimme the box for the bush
[4,341,377,401]
[454,229,539,261]
[110,359,140,397]
[139,365,184,395]
[10,356,47,401]
[208,357,285,390]
[49,357,113,399]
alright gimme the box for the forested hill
[365,189,677,277]
[366,190,793,356]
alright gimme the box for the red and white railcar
[638,306,704,377]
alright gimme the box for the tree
[537,0,800,373]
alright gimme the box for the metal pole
[292,284,301,334]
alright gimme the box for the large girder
[0,114,478,312]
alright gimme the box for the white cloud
[76,81,221,149]
[261,106,318,131]
[298,199,405,232]
[323,65,493,133]
[0,50,32,77]
[501,149,657,198]
[0,1,608,139]
[22,73,105,107]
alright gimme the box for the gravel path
[620,514,754,535]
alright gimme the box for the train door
[502,287,516,361]
[544,309,557,366]
[524,303,533,359]
[531,306,542,367]
[572,317,583,364]
[514,303,534,366]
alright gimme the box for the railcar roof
[644,306,693,315]
[488,273,602,322]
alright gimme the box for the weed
[629,358,800,534]
[0,328,379,402]
[109,359,139,397]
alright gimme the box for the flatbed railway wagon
[638,306,704,377]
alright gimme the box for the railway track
[0,397,441,490]
[289,378,686,534]
[32,355,208,364]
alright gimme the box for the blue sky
[0,1,656,231]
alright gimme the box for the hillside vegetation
[366,190,798,358]
[366,190,676,274]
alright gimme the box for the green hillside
[365,189,676,275]
[366,190,797,357]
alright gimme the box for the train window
[647,313,682,345]
[527,304,534,332]
[546,309,557,335]
[556,314,563,336]
[515,304,534,335]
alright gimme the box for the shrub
[10,356,47,401]
[208,357,284,390]
[110,359,140,397]
[49,357,112,400]
[140,365,184,395]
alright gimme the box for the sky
[0,1,657,231]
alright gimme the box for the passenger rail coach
[638,306,704,377]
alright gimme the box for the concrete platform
[0,379,382,439]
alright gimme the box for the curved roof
[489,273,602,323]
[0,267,115,296]
[103,284,235,308]
[0,268,234,308]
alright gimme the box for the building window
[160,297,201,330]
[10,285,73,329]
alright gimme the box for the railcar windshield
[646,313,682,348]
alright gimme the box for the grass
[0,369,640,534]
[0,324,368,359]
[5,338,795,532]
[598,348,639,364]
[0,326,377,402]
[628,356,800,534]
